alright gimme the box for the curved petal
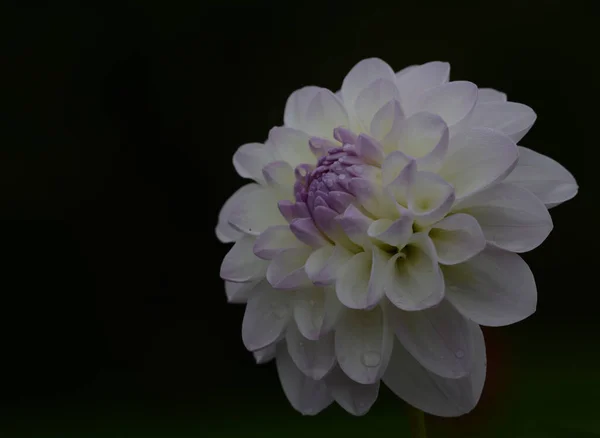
[220,235,268,283]
[325,366,380,416]
[305,244,353,286]
[439,128,519,200]
[216,184,261,243]
[335,251,372,309]
[225,279,260,303]
[335,306,393,384]
[276,343,333,415]
[467,102,536,143]
[268,126,316,169]
[254,225,306,260]
[382,323,486,417]
[504,146,578,208]
[267,247,314,290]
[442,246,537,327]
[355,133,384,166]
[381,150,413,187]
[429,213,486,265]
[414,81,478,130]
[384,233,445,311]
[408,171,455,227]
[286,321,336,380]
[233,142,276,183]
[341,58,396,110]
[387,299,476,379]
[395,64,419,80]
[355,79,400,131]
[262,161,296,191]
[253,343,277,364]
[242,280,291,351]
[293,286,342,340]
[476,88,507,103]
[367,216,413,249]
[371,99,405,150]
[396,61,450,116]
[228,186,288,235]
[395,112,449,169]
[304,88,350,139]
[290,218,330,247]
[284,86,322,131]
[453,182,553,253]
[336,204,374,249]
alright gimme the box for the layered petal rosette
[217,59,577,417]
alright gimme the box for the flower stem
[407,405,427,438]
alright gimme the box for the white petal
[476,88,507,103]
[286,321,336,380]
[367,216,413,249]
[341,58,396,110]
[395,64,419,80]
[242,280,291,351]
[225,279,260,303]
[216,184,260,243]
[453,182,552,253]
[293,287,340,340]
[228,186,288,236]
[305,89,350,139]
[439,128,518,200]
[233,142,275,183]
[430,213,486,265]
[385,233,444,311]
[335,306,393,384]
[268,126,316,169]
[367,246,392,308]
[387,299,476,379]
[267,247,314,290]
[325,366,379,416]
[371,99,405,149]
[442,246,537,327]
[305,244,353,286]
[414,81,477,131]
[396,62,450,115]
[394,112,449,167]
[408,171,455,227]
[382,323,486,417]
[262,161,296,191]
[355,79,400,131]
[335,251,372,310]
[276,343,333,415]
[220,235,268,282]
[336,204,374,249]
[504,146,578,208]
[284,86,322,131]
[253,343,277,364]
[381,151,413,187]
[467,102,536,143]
[254,225,306,260]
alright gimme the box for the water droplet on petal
[455,349,465,359]
[361,351,381,367]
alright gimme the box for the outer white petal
[335,306,393,384]
[439,128,518,200]
[381,151,413,187]
[284,86,321,131]
[324,366,380,416]
[387,299,476,379]
[396,62,450,115]
[442,246,537,327]
[293,286,343,340]
[253,343,277,364]
[276,343,334,415]
[504,146,578,208]
[384,233,445,311]
[216,184,260,243]
[476,88,507,103]
[286,321,336,380]
[394,112,449,164]
[304,88,350,139]
[305,244,353,286]
[233,142,275,183]
[453,182,553,253]
[220,235,268,283]
[267,247,314,290]
[367,216,413,249]
[228,187,288,236]
[225,279,260,303]
[341,58,396,110]
[467,102,536,143]
[382,323,486,417]
[371,99,405,149]
[414,81,478,131]
[408,171,455,227]
[335,251,372,310]
[429,213,486,265]
[268,126,316,169]
[395,64,419,80]
[355,79,400,131]
[242,280,291,351]
[253,225,306,260]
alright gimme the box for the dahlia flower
[217,59,577,417]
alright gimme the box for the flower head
[217,59,578,417]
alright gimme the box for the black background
[1,2,597,437]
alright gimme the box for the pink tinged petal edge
[467,101,536,143]
[414,81,478,131]
[442,246,537,327]
[290,218,330,247]
[220,235,268,283]
[253,225,306,260]
[276,343,334,415]
[232,142,275,183]
[382,322,486,417]
[452,182,553,253]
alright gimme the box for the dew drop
[455,349,465,359]
[361,351,381,367]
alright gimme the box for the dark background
[0,2,597,437]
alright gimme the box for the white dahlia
[216,59,577,417]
